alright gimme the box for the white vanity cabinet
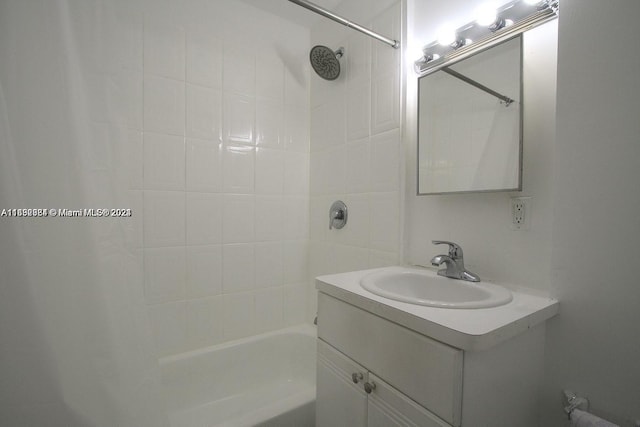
[316,340,367,427]
[316,291,550,427]
[317,339,450,427]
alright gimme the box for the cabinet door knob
[351,372,363,384]
[364,381,376,394]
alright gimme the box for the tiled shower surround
[308,0,403,315]
[124,0,402,357]
[134,3,311,357]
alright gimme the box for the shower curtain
[0,1,166,425]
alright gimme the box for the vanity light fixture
[436,24,457,46]
[414,0,559,75]
[475,3,498,26]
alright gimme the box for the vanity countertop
[316,266,559,351]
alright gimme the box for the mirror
[417,36,522,194]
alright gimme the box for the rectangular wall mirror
[417,36,523,195]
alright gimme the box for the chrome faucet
[430,240,480,282]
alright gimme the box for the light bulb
[437,24,456,46]
[476,3,497,26]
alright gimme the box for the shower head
[310,45,344,81]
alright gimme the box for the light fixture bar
[288,0,400,49]
[415,0,558,75]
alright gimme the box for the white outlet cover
[510,197,531,230]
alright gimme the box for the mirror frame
[417,35,524,195]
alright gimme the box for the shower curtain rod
[288,0,400,49]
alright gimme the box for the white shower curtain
[0,1,166,425]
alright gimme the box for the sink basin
[360,267,513,309]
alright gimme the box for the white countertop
[316,266,559,351]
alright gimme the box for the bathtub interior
[160,326,316,426]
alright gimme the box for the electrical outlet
[511,197,531,230]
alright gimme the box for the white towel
[571,409,619,427]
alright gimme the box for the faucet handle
[432,240,463,258]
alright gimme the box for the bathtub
[160,324,317,427]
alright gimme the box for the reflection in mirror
[418,36,522,194]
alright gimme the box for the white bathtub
[160,325,317,427]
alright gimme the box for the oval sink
[360,267,513,309]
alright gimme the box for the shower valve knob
[329,200,348,230]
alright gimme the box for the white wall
[405,0,557,295]
[540,1,640,425]
[130,0,312,356]
[308,0,403,319]
[406,1,640,425]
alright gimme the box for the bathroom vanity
[315,266,559,427]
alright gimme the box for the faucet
[430,240,480,282]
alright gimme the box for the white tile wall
[150,301,188,356]
[283,151,309,195]
[223,244,255,293]
[308,1,402,320]
[255,242,284,288]
[222,144,255,194]
[186,33,222,88]
[369,192,401,252]
[284,63,309,107]
[256,51,284,102]
[255,148,284,194]
[222,195,255,243]
[186,84,222,141]
[371,67,400,134]
[223,45,256,96]
[143,75,185,135]
[144,247,186,304]
[186,193,222,245]
[143,133,185,191]
[370,129,401,192]
[143,191,185,247]
[186,245,223,298]
[346,32,371,83]
[284,105,309,152]
[346,83,371,140]
[138,6,311,357]
[139,0,401,358]
[186,296,224,349]
[224,93,255,144]
[283,196,309,240]
[345,138,371,193]
[254,288,284,333]
[223,292,255,340]
[144,20,185,80]
[127,191,144,249]
[284,240,309,284]
[255,195,284,242]
[124,71,143,130]
[335,194,370,248]
[185,138,223,192]
[256,99,283,148]
[283,285,307,325]
[127,130,143,190]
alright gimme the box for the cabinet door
[318,293,463,426]
[316,340,368,427]
[367,374,451,427]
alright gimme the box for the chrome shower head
[310,45,344,81]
